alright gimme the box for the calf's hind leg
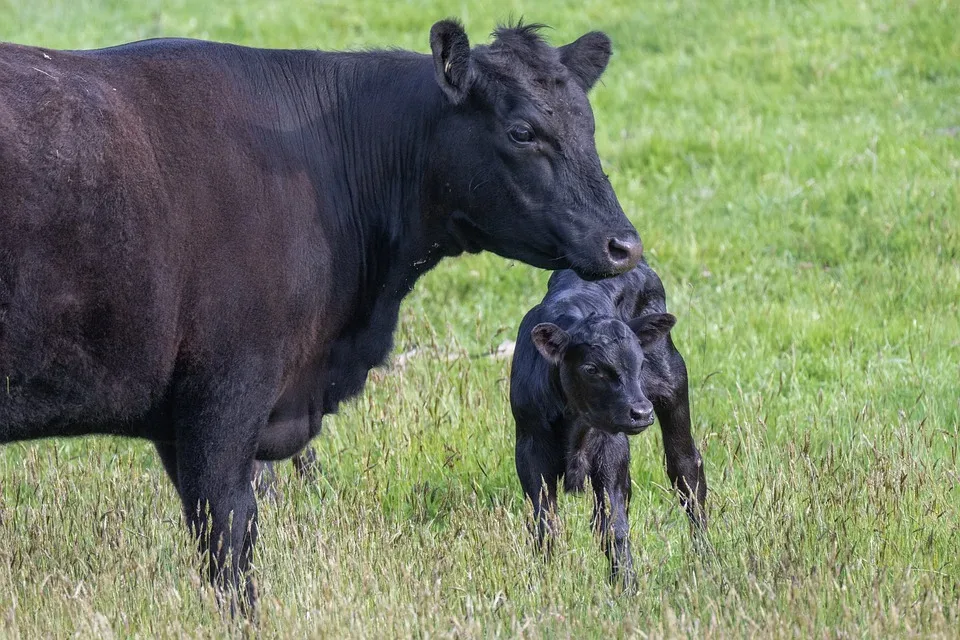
[252,460,279,500]
[292,445,320,480]
[647,336,708,530]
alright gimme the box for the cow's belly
[258,360,326,460]
[257,411,314,461]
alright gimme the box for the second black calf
[510,261,707,587]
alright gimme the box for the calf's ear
[430,19,475,104]
[558,31,612,91]
[531,323,571,364]
[627,313,676,348]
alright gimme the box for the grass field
[1,0,959,637]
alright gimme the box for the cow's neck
[303,50,447,309]
[291,51,452,411]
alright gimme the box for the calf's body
[510,262,707,585]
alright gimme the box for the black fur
[510,261,707,588]
[0,20,641,613]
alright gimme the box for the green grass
[2,0,959,636]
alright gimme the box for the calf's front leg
[515,434,562,556]
[587,430,636,590]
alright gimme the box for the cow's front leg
[172,371,270,617]
[515,434,562,557]
[588,431,636,591]
[648,337,707,530]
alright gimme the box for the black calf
[509,261,707,586]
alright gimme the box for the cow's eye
[508,124,535,145]
[581,364,601,377]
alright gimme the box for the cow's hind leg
[154,442,179,490]
[171,370,271,617]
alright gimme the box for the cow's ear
[558,31,612,91]
[627,313,676,348]
[430,19,475,104]
[531,323,571,364]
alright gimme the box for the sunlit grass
[1,0,959,637]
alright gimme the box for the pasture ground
[1,0,958,637]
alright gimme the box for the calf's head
[424,20,642,280]
[532,313,676,434]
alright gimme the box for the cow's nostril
[606,236,643,268]
[607,238,630,262]
[630,406,653,423]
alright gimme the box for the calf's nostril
[630,406,653,423]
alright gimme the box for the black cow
[0,21,642,612]
[510,262,707,587]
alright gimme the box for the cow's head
[424,20,642,280]
[531,313,676,434]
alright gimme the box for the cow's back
[0,41,329,442]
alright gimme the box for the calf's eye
[508,124,535,145]
[581,364,600,376]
